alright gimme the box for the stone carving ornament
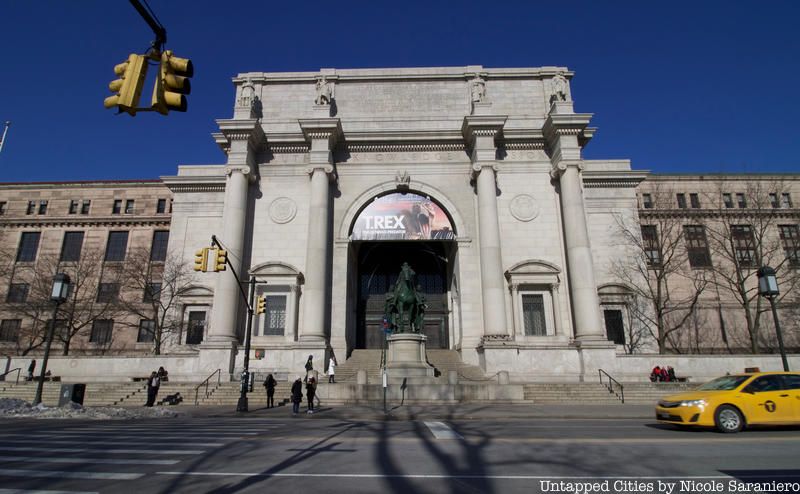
[470,75,486,104]
[510,194,539,222]
[550,72,569,103]
[315,76,334,105]
[269,197,297,224]
[239,77,255,107]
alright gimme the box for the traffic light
[256,295,266,314]
[193,248,208,272]
[104,54,148,115]
[152,50,193,114]
[213,249,227,272]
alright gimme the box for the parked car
[655,372,800,433]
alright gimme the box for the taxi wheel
[714,405,744,433]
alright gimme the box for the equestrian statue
[383,262,426,334]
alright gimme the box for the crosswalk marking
[423,421,463,439]
[0,447,203,455]
[0,468,142,480]
[0,455,180,465]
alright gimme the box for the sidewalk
[172,402,655,421]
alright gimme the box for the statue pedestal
[386,333,435,378]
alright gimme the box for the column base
[386,333,435,378]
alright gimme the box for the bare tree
[612,183,708,353]
[117,248,195,355]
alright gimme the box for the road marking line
[0,489,99,494]
[0,439,223,447]
[423,421,463,439]
[0,468,142,480]
[0,456,179,465]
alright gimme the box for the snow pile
[0,398,182,419]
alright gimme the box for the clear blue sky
[0,0,798,182]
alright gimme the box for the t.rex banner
[351,193,455,241]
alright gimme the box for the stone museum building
[1,65,798,383]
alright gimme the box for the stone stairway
[0,381,147,407]
[196,381,294,406]
[334,350,382,383]
[426,350,488,381]
[523,382,697,405]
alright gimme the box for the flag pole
[0,121,10,154]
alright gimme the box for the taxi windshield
[697,375,750,391]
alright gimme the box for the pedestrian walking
[304,355,313,383]
[263,373,277,408]
[145,371,161,407]
[26,359,36,381]
[290,376,303,414]
[328,356,336,384]
[306,376,316,413]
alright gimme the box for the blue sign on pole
[382,316,392,334]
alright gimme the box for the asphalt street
[0,413,799,494]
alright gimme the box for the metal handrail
[598,368,625,404]
[194,369,221,405]
[0,368,21,385]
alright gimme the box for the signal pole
[0,121,10,154]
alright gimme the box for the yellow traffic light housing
[214,249,227,272]
[256,295,266,314]
[193,248,208,272]
[104,54,148,115]
[152,50,193,114]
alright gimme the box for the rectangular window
[684,225,712,268]
[16,232,41,262]
[81,200,91,215]
[0,202,6,215]
[125,199,134,214]
[676,193,687,209]
[38,200,47,214]
[722,193,733,209]
[143,282,162,303]
[522,294,547,336]
[781,193,793,208]
[779,225,800,266]
[90,320,113,344]
[770,193,779,209]
[736,193,747,209]
[263,296,287,336]
[46,319,68,341]
[104,231,129,261]
[137,320,155,343]
[641,225,661,267]
[730,225,756,267]
[150,231,169,262]
[96,283,120,303]
[69,200,79,214]
[689,193,700,209]
[26,201,35,215]
[186,311,206,344]
[6,283,29,303]
[156,198,167,214]
[112,199,122,214]
[0,320,21,342]
[641,193,652,209]
[604,309,626,345]
[60,231,84,262]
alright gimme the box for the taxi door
[741,375,794,424]
[781,374,800,423]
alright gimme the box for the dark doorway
[355,241,453,349]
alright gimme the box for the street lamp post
[756,266,790,372]
[33,273,70,406]
[236,275,256,413]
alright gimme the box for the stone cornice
[214,119,267,154]
[582,171,649,189]
[638,207,800,220]
[161,175,226,194]
[461,115,508,144]
[298,118,344,147]
[0,215,171,228]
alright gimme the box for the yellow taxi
[655,371,800,433]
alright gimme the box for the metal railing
[194,369,221,405]
[598,368,624,404]
[0,368,21,385]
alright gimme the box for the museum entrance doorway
[354,241,455,349]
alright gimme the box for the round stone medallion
[269,197,297,224]
[510,194,539,222]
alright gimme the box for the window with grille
[125,200,134,214]
[69,200,79,214]
[684,225,711,268]
[81,200,91,214]
[150,231,169,261]
[26,201,35,215]
[0,320,20,342]
[16,232,41,262]
[0,202,6,215]
[604,310,626,345]
[47,319,68,341]
[156,198,167,214]
[137,319,155,343]
[90,320,113,344]
[143,282,161,303]
[112,200,122,214]
[781,193,793,208]
[60,231,84,262]
[104,231,128,261]
[770,193,779,209]
[186,311,205,344]
[722,193,733,209]
[676,193,687,209]
[96,283,119,303]
[38,200,47,214]
[263,296,287,336]
[690,193,700,208]
[730,225,756,267]
[736,193,747,208]
[641,225,661,267]
[641,194,652,209]
[779,225,800,266]
[6,283,29,303]
[522,294,547,336]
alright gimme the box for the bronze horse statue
[388,262,418,333]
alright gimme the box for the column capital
[549,160,585,180]
[306,164,335,179]
[470,162,498,181]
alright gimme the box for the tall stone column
[544,101,605,341]
[462,116,509,337]
[298,119,342,343]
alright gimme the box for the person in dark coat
[26,360,36,381]
[290,377,303,414]
[157,366,169,382]
[145,371,161,407]
[263,373,277,408]
[304,355,313,383]
[667,366,677,382]
[306,376,316,414]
